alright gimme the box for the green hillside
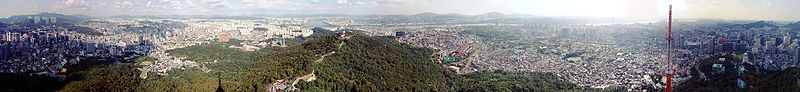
[37,33,602,92]
[295,34,449,91]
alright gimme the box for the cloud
[146,1,152,7]
[676,0,800,20]
[65,0,78,5]
[0,0,797,20]
[201,0,231,9]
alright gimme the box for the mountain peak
[0,12,90,25]
[472,11,507,20]
[479,11,505,16]
[413,12,439,16]
[787,21,800,31]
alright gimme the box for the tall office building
[52,17,57,24]
[781,36,791,50]
[766,38,776,54]
[793,39,800,67]
[753,36,761,53]
[4,32,10,41]
[33,16,41,24]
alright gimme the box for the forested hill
[10,32,610,91]
[279,33,612,91]
[296,34,450,91]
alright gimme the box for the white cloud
[146,1,152,7]
[65,0,77,5]
[337,0,348,4]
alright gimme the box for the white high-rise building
[33,16,41,24]
[782,36,791,50]
[10,33,19,42]
[50,17,57,24]
[743,53,750,64]
[4,33,10,41]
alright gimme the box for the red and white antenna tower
[665,1,674,92]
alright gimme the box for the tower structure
[665,2,674,92]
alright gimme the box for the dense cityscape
[2,0,800,92]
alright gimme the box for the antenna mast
[665,1,674,92]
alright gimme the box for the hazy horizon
[2,0,800,21]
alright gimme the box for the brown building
[218,33,230,42]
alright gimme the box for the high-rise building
[766,38,775,54]
[47,17,56,24]
[793,39,800,67]
[754,36,762,52]
[782,36,790,50]
[52,17,57,24]
[11,33,19,42]
[33,16,41,24]
[743,53,750,64]
[4,32,10,41]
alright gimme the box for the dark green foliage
[248,47,316,84]
[61,64,141,91]
[168,42,254,62]
[451,71,580,92]
[309,27,336,38]
[677,55,756,91]
[6,33,600,91]
[64,25,103,36]
[302,35,341,54]
[677,55,800,92]
[297,34,450,91]
[0,74,65,92]
[166,39,281,62]
[757,67,800,92]
[0,56,126,92]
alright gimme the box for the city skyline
[2,0,800,21]
[3,0,800,91]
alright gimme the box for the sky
[1,0,799,21]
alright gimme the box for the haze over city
[1,0,800,92]
[2,0,800,20]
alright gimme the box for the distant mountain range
[67,11,538,22]
[409,12,536,20]
[744,21,779,28]
[787,21,800,31]
[472,12,507,20]
[0,12,91,25]
[721,20,781,30]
